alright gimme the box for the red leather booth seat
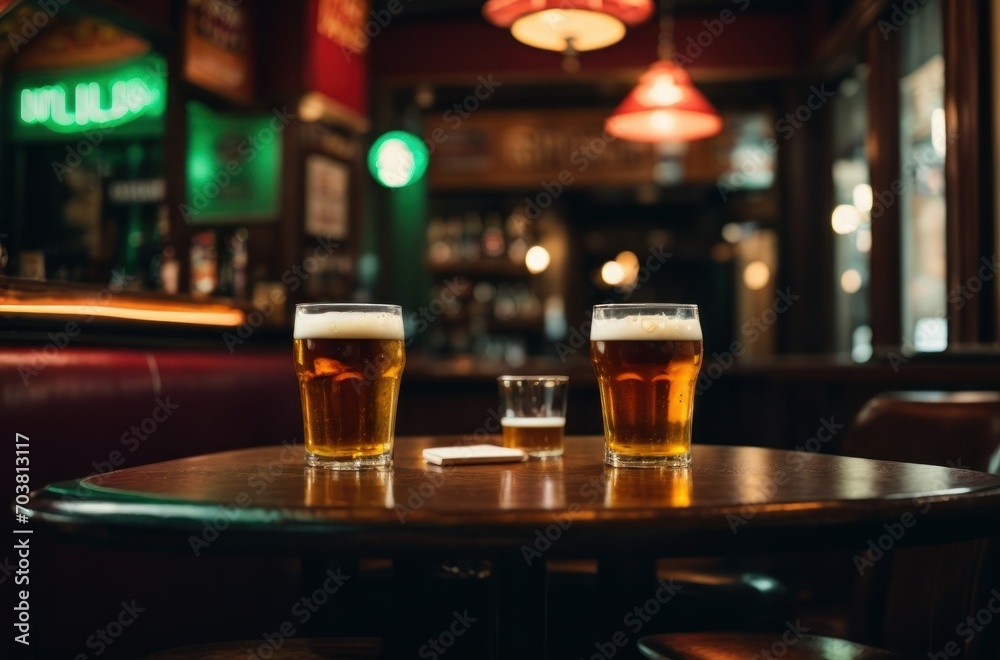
[1,347,300,487]
[2,348,306,658]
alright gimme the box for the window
[898,0,947,352]
[830,66,871,361]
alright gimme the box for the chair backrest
[842,391,1000,659]
[842,391,1000,473]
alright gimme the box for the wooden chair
[840,391,1000,659]
[843,391,1000,471]
[635,392,1000,660]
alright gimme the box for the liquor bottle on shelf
[190,231,218,298]
[427,216,450,263]
[462,212,482,260]
[159,245,180,295]
[217,228,249,300]
[421,203,547,357]
[481,212,506,258]
[494,283,516,320]
[445,216,463,260]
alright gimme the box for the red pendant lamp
[483,0,654,54]
[605,9,722,143]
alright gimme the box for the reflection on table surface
[305,467,394,508]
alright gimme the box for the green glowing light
[184,102,281,223]
[12,55,166,139]
[368,131,428,188]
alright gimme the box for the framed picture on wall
[304,154,350,239]
[185,102,282,224]
[185,0,255,104]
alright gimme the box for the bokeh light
[368,131,429,188]
[743,261,770,290]
[524,245,551,274]
[840,269,862,293]
[831,204,861,234]
[852,183,873,213]
[601,261,625,286]
[721,222,743,243]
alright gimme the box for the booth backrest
[0,348,300,487]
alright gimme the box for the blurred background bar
[0,0,996,444]
[1,2,999,659]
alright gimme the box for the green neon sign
[11,55,166,140]
[368,131,429,188]
[20,79,159,129]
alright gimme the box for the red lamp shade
[605,60,723,142]
[483,0,654,52]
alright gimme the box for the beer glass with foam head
[293,303,405,470]
[498,375,568,459]
[590,304,703,468]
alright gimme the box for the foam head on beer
[294,308,405,340]
[589,313,702,341]
[499,417,566,428]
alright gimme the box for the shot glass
[497,375,568,459]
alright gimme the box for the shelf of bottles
[424,206,549,362]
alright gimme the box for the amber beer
[501,417,565,457]
[590,304,703,468]
[293,304,404,470]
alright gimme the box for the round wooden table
[26,436,1000,657]
[29,436,1000,552]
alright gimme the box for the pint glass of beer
[590,304,703,468]
[293,303,405,470]
[498,375,568,459]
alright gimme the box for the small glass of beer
[590,304,703,468]
[293,303,405,470]
[497,375,568,459]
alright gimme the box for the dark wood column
[943,0,996,346]
[865,22,902,352]
[163,0,190,294]
[779,79,835,354]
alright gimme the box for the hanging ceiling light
[483,0,654,55]
[605,7,722,143]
